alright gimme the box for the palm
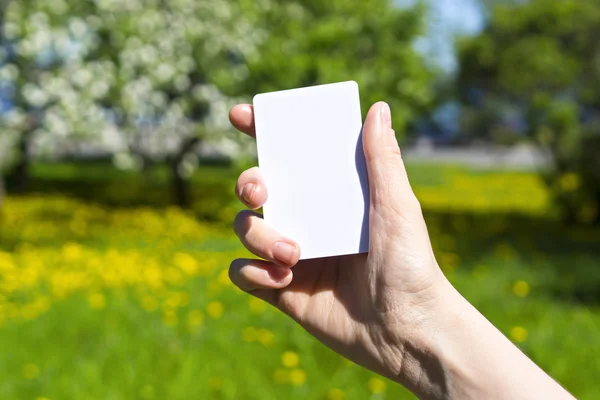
[266,254,392,365]
[270,255,367,334]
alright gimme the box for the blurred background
[1,0,599,399]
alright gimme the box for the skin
[228,102,575,399]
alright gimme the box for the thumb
[362,102,420,217]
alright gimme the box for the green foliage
[458,0,600,224]
[225,0,433,135]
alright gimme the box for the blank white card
[253,81,369,260]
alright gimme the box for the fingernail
[380,102,391,129]
[241,183,256,204]
[272,241,297,266]
[268,265,291,283]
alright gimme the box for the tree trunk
[12,133,31,193]
[0,174,5,210]
[170,161,190,208]
[169,137,200,208]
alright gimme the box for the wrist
[391,279,574,400]
[372,276,466,399]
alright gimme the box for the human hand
[228,102,451,394]
[228,101,574,400]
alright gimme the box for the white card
[253,81,369,260]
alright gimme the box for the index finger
[229,104,256,138]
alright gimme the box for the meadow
[1,163,599,399]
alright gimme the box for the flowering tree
[1,0,432,209]
[0,0,8,206]
[0,0,115,196]
[1,0,262,206]
[75,0,263,206]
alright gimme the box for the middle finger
[233,210,301,268]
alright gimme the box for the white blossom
[1,0,270,167]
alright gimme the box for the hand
[228,102,451,395]
[229,102,574,400]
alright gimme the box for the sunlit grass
[406,163,551,215]
[0,164,598,399]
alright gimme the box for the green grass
[1,163,599,399]
[0,279,416,400]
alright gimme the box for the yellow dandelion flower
[258,329,275,347]
[206,301,224,319]
[22,363,39,379]
[368,377,386,394]
[248,297,266,314]
[165,291,189,309]
[281,351,300,368]
[164,267,183,285]
[179,292,190,307]
[512,280,530,297]
[69,217,87,235]
[162,310,178,327]
[273,368,289,384]
[242,327,256,342]
[34,296,51,314]
[510,326,528,343]
[62,242,82,261]
[218,269,231,286]
[21,304,40,321]
[289,368,306,386]
[144,267,163,288]
[327,388,345,400]
[141,296,159,312]
[187,309,204,327]
[174,253,198,275]
[558,173,580,192]
[87,293,106,310]
[36,397,51,400]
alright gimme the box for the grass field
[1,163,599,399]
